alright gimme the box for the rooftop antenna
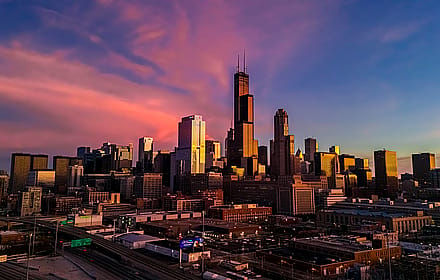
[237,53,240,72]
[243,49,247,73]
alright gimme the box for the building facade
[412,153,435,185]
[138,137,154,173]
[225,58,259,176]
[270,109,296,178]
[374,150,398,198]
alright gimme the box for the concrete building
[68,165,83,187]
[50,196,82,215]
[116,233,163,249]
[277,178,315,215]
[208,204,272,222]
[317,209,432,233]
[19,186,42,216]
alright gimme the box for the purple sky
[1,0,440,175]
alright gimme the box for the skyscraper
[304,138,318,162]
[0,171,9,203]
[314,152,339,188]
[138,137,154,172]
[329,145,340,155]
[258,146,268,167]
[270,109,296,177]
[53,156,83,190]
[176,115,206,175]
[30,155,48,170]
[374,150,398,198]
[412,153,435,184]
[134,173,162,199]
[226,55,258,175]
[205,140,221,170]
[9,153,48,194]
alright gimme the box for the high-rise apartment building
[270,109,296,178]
[412,153,435,184]
[138,137,154,172]
[374,150,398,198]
[304,138,318,163]
[176,115,206,175]
[10,153,48,194]
[225,57,259,175]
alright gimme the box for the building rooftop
[117,233,162,243]
[323,208,414,219]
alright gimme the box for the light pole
[32,214,36,255]
[386,232,392,280]
[202,210,205,273]
[54,220,59,255]
[26,233,32,280]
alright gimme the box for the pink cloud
[0,1,344,161]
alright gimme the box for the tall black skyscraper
[270,109,295,177]
[304,138,318,162]
[412,153,435,184]
[226,54,258,175]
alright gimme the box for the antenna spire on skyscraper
[237,53,240,72]
[243,49,247,73]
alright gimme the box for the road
[3,217,196,280]
[0,262,55,280]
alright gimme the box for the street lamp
[26,233,32,280]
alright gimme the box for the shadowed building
[374,150,398,198]
[412,153,435,185]
[53,156,83,192]
[270,109,296,178]
[9,153,48,194]
[138,137,154,173]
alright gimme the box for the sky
[1,0,440,175]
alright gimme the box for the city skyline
[2,1,440,174]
